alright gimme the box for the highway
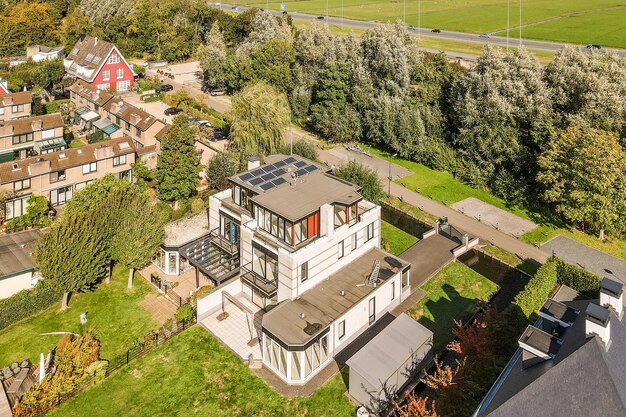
[209,2,625,59]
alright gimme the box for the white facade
[0,270,34,299]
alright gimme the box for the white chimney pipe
[600,277,623,318]
[585,303,611,346]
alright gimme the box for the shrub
[189,196,204,213]
[206,151,239,190]
[556,259,602,298]
[175,304,195,324]
[333,160,385,203]
[132,162,155,182]
[289,138,318,161]
[194,285,214,300]
[511,258,558,319]
[0,280,62,331]
[155,201,173,223]
[83,360,108,383]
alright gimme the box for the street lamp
[388,153,398,195]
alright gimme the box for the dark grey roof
[601,277,623,297]
[346,313,432,387]
[481,285,626,417]
[540,298,579,324]
[518,325,561,357]
[586,303,610,326]
[0,230,40,277]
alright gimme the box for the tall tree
[197,22,228,89]
[229,81,290,156]
[35,212,109,310]
[60,8,98,53]
[156,114,201,203]
[206,151,239,190]
[537,123,626,240]
[108,190,165,288]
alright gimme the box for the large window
[301,262,308,283]
[252,243,278,283]
[12,133,33,145]
[13,178,30,192]
[334,203,358,228]
[102,70,110,81]
[366,222,375,242]
[82,161,97,174]
[50,170,66,183]
[255,205,319,246]
[113,155,126,166]
[5,195,30,220]
[11,104,24,113]
[338,320,345,340]
[220,214,239,244]
[116,80,130,91]
[233,185,253,212]
[116,68,124,79]
[50,185,73,206]
[369,297,376,325]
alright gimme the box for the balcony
[209,227,240,255]
[240,262,278,298]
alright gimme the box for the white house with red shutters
[64,36,136,92]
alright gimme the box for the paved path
[320,148,549,266]
[541,235,626,284]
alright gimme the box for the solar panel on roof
[250,177,264,186]
[304,165,318,173]
[261,172,275,181]
[239,173,253,181]
[295,168,308,177]
[251,168,265,177]
[294,160,307,168]
[274,160,287,167]
[284,157,297,164]
[272,177,287,186]
[260,182,275,191]
[272,168,286,176]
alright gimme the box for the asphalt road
[209,2,625,58]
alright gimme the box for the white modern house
[26,45,64,63]
[197,155,411,385]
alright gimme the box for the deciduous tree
[333,160,385,203]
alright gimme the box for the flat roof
[262,247,409,346]
[346,313,433,387]
[163,210,210,247]
[519,325,560,357]
[0,229,40,277]
[540,298,579,324]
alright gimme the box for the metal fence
[150,274,184,307]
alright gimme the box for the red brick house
[64,36,136,92]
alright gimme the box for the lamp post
[388,153,398,195]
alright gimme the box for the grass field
[407,262,498,352]
[47,327,354,417]
[246,0,626,48]
[0,267,159,366]
[381,220,419,255]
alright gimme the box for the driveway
[123,93,174,124]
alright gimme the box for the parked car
[158,84,174,92]
[431,28,441,33]
[479,33,490,38]
[198,120,212,128]
[586,44,602,49]
[213,128,225,140]
[210,89,226,96]
[201,84,210,93]
[164,107,183,116]
[408,25,416,30]
[317,15,325,20]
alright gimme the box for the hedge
[555,259,602,298]
[0,280,62,331]
[511,258,558,319]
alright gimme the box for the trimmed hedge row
[0,280,61,331]
[555,259,602,298]
[512,258,558,319]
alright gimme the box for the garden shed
[346,313,433,414]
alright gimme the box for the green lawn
[242,0,626,48]
[47,326,355,417]
[0,267,159,366]
[407,262,498,352]
[69,140,85,148]
[381,220,419,256]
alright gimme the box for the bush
[556,259,602,298]
[333,160,385,203]
[189,196,204,213]
[175,304,195,324]
[289,138,318,161]
[194,285,214,300]
[155,201,173,223]
[0,280,62,331]
[511,258,558,319]
[132,162,155,182]
[4,195,51,232]
[206,151,239,190]
[83,360,108,383]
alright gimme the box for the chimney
[247,156,260,171]
[28,158,51,175]
[585,303,611,346]
[2,96,13,106]
[111,102,120,114]
[130,113,141,125]
[94,37,98,46]
[518,325,559,369]
[31,120,43,131]
[600,277,623,317]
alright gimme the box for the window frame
[301,261,308,283]
[102,70,110,81]
[368,297,376,325]
[13,178,30,192]
[113,154,127,167]
[338,320,345,340]
[82,161,97,174]
[366,222,375,242]
[337,240,345,259]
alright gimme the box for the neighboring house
[0,229,41,299]
[0,79,9,95]
[0,136,135,221]
[347,313,434,414]
[101,97,165,150]
[69,80,114,115]
[0,92,33,122]
[64,36,136,92]
[475,278,626,417]
[0,114,65,163]
[26,45,64,62]
[195,155,412,385]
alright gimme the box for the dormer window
[108,54,120,64]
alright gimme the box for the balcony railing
[209,227,240,255]
[240,262,278,298]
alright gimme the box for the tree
[395,394,439,417]
[60,8,98,53]
[107,190,164,288]
[333,160,385,203]
[229,82,290,156]
[537,123,626,239]
[198,22,228,89]
[206,151,239,190]
[35,212,109,310]
[0,3,58,56]
[289,138,318,161]
[156,114,201,203]
[31,60,65,93]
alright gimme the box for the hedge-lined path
[541,235,626,285]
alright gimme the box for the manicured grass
[407,262,498,352]
[0,267,159,366]
[242,0,626,48]
[385,196,437,226]
[47,326,355,417]
[43,99,69,114]
[381,220,419,256]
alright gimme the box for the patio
[200,295,264,361]
[138,263,213,303]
